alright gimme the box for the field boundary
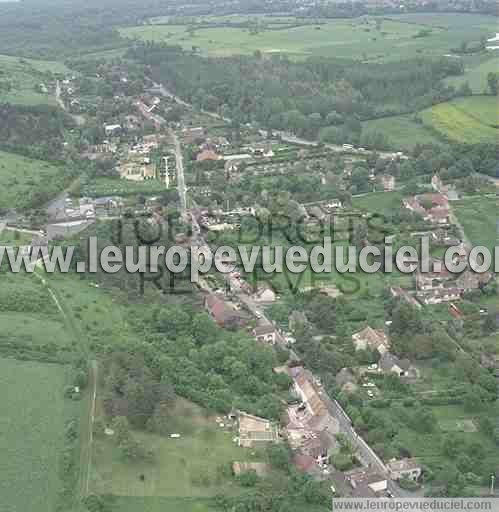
[78,359,98,500]
[451,96,499,128]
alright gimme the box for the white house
[104,124,122,136]
[387,458,422,482]
[253,324,278,345]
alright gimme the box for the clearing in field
[0,54,67,106]
[119,15,497,62]
[361,114,443,149]
[0,150,67,209]
[90,399,265,498]
[0,357,74,512]
[421,97,498,144]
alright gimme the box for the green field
[0,150,67,209]
[453,195,497,254]
[0,358,73,512]
[445,55,499,94]
[0,271,76,360]
[352,191,403,215]
[448,95,499,127]
[362,115,443,149]
[47,273,136,350]
[120,14,497,62]
[363,96,498,148]
[91,399,263,498]
[0,54,68,106]
[421,96,498,143]
[109,497,218,512]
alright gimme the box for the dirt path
[79,360,98,499]
[32,270,96,501]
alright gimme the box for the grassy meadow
[452,195,497,254]
[0,54,68,106]
[0,358,73,512]
[0,150,67,209]
[120,14,497,62]
[109,497,219,512]
[47,273,136,351]
[448,95,499,127]
[361,95,497,149]
[91,399,264,498]
[362,114,444,150]
[445,55,499,94]
[0,272,72,357]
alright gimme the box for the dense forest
[129,42,463,139]
[0,0,180,59]
[0,104,73,161]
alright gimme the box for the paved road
[171,131,187,217]
[153,82,231,123]
[264,129,401,159]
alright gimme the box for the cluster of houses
[415,262,493,306]
[285,363,423,497]
[203,293,249,330]
[116,134,168,183]
[341,458,422,498]
[194,206,255,232]
[352,327,417,379]
[285,367,342,477]
[334,326,419,397]
[203,289,282,345]
[395,177,492,306]
[403,193,451,225]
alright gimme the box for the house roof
[379,352,411,373]
[352,326,390,351]
[428,207,449,219]
[255,285,276,299]
[346,468,387,488]
[197,149,221,162]
[204,294,244,325]
[387,458,421,472]
[253,324,277,336]
[421,193,449,207]
[295,372,328,417]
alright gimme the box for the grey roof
[379,352,411,372]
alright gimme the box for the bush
[238,470,258,487]
[398,476,420,491]
[332,453,355,471]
